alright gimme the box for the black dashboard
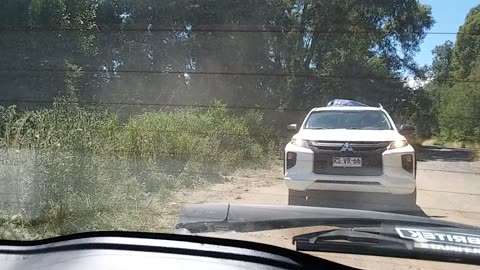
[0,232,355,269]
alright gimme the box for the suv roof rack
[326,99,369,107]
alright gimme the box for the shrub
[0,100,276,237]
[438,83,480,142]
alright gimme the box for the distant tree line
[419,5,480,141]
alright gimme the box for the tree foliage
[428,4,480,142]
[451,6,480,80]
[431,41,454,81]
[1,0,434,121]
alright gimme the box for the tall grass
[0,100,277,239]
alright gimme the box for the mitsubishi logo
[340,142,354,152]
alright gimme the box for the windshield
[1,0,480,268]
[304,111,393,130]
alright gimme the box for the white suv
[284,102,416,206]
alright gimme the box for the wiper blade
[293,225,413,253]
[293,225,480,266]
[176,204,480,266]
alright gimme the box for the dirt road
[173,145,480,226]
[167,146,480,269]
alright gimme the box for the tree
[0,0,99,104]
[438,82,480,141]
[431,41,454,81]
[424,40,454,134]
[451,5,480,80]
[404,84,440,138]
[1,0,434,123]
[431,4,480,141]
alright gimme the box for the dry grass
[0,101,278,239]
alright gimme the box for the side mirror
[287,124,297,131]
[399,124,415,136]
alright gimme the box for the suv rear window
[304,111,393,130]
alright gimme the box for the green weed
[0,100,278,239]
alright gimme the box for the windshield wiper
[293,224,480,266]
[176,204,480,266]
[293,225,413,255]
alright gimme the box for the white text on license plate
[332,157,362,168]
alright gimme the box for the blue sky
[415,0,477,67]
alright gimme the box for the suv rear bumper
[284,143,416,195]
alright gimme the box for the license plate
[332,157,362,168]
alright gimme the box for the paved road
[416,146,480,226]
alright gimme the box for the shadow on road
[417,145,474,162]
[295,191,430,218]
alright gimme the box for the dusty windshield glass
[1,0,480,268]
[304,111,393,130]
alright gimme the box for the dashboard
[0,232,355,270]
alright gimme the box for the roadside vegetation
[412,6,480,146]
[0,100,277,239]
[0,0,479,239]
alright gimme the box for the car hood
[295,129,404,142]
[176,204,478,233]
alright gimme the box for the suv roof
[311,106,384,112]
